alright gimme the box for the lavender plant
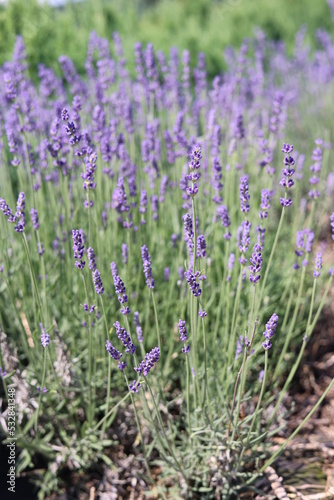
[0,32,334,498]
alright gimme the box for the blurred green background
[0,0,333,79]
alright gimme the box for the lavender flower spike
[262,313,279,350]
[72,229,85,269]
[178,319,188,342]
[280,143,295,207]
[30,208,40,230]
[111,263,130,315]
[313,252,322,278]
[134,347,160,376]
[14,192,26,232]
[141,245,154,289]
[249,244,262,284]
[239,175,250,213]
[114,321,136,355]
[93,269,104,295]
[105,339,123,361]
[40,323,50,348]
[134,312,143,343]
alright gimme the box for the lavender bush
[0,32,334,498]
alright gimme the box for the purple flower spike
[141,245,155,289]
[330,212,334,248]
[93,269,104,295]
[40,323,50,348]
[239,175,250,213]
[249,244,262,284]
[129,380,142,393]
[186,145,202,197]
[0,198,15,222]
[280,143,295,207]
[111,263,130,315]
[184,269,201,297]
[178,319,188,342]
[106,339,123,361]
[72,229,85,269]
[134,312,143,343]
[259,189,270,219]
[313,253,322,278]
[30,208,39,230]
[87,247,97,271]
[134,347,160,376]
[262,313,279,350]
[122,243,128,264]
[14,192,26,232]
[226,253,235,282]
[197,234,207,258]
[114,321,136,355]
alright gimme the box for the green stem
[34,347,47,434]
[258,206,286,312]
[236,349,268,472]
[22,233,43,323]
[273,266,306,380]
[100,296,111,439]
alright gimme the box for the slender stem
[230,320,259,443]
[201,315,212,421]
[273,266,306,380]
[22,233,43,322]
[186,354,191,437]
[146,382,188,485]
[34,347,47,434]
[228,268,243,367]
[124,373,155,483]
[258,206,286,312]
[151,290,162,358]
[81,272,94,426]
[100,296,111,439]
[236,349,268,472]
